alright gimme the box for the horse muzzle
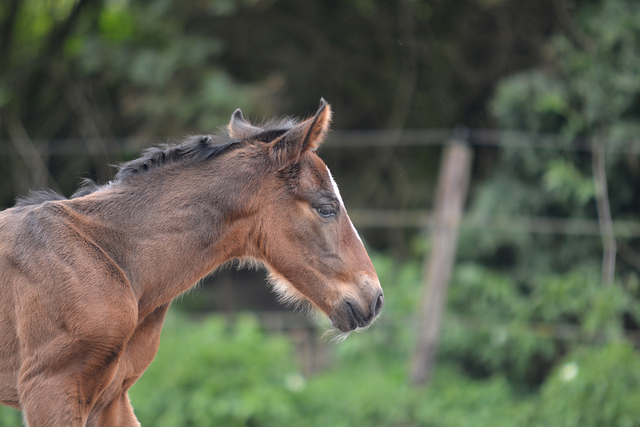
[330,286,384,332]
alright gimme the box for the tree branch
[592,136,616,288]
[45,0,98,58]
[552,0,594,51]
[6,115,61,192]
[0,0,20,69]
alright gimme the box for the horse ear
[269,99,332,170]
[300,98,332,151]
[229,108,262,139]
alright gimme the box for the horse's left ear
[229,108,263,140]
[269,99,332,170]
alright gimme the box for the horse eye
[316,205,336,218]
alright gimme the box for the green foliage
[491,71,575,134]
[0,405,22,427]
[543,159,594,206]
[73,1,258,135]
[0,0,267,141]
[456,0,640,389]
[99,5,136,43]
[443,263,556,384]
[129,313,301,427]
[128,294,537,427]
[492,0,640,140]
[533,343,640,427]
[479,2,640,298]
[441,260,640,384]
[442,0,640,392]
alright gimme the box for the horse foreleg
[18,336,128,427]
[88,391,140,427]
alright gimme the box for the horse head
[230,100,384,333]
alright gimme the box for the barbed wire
[3,127,640,154]
[2,130,640,234]
[347,209,640,237]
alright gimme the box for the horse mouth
[331,292,384,332]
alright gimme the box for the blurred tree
[0,0,264,141]
[207,0,561,129]
[0,0,268,205]
[449,0,640,384]
[482,0,640,278]
[0,0,573,204]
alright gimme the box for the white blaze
[326,166,363,244]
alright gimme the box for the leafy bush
[533,343,640,427]
[128,308,535,427]
[448,0,640,390]
[129,313,302,427]
[0,405,22,427]
[440,261,640,384]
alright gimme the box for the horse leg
[87,303,171,427]
[88,391,140,427]
[18,332,131,427]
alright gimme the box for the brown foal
[0,100,383,426]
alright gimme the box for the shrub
[0,406,22,427]
[533,342,640,427]
[129,313,302,427]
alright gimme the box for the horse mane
[114,135,241,181]
[14,189,67,207]
[14,117,300,206]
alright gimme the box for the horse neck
[67,164,260,316]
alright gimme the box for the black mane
[113,117,298,183]
[115,135,241,181]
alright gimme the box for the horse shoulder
[0,203,144,424]
[6,202,137,359]
[0,209,26,408]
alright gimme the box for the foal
[0,100,383,426]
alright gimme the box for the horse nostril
[373,291,384,317]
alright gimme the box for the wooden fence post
[410,139,472,386]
